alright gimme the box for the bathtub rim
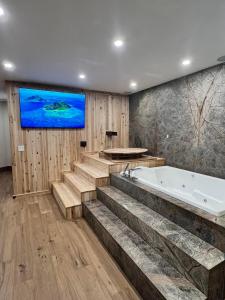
[131,165,225,184]
[131,166,225,217]
[111,171,225,231]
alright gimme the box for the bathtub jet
[129,166,225,217]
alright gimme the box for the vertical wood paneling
[7,84,129,195]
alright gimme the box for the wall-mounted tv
[19,88,85,128]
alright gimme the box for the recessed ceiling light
[182,59,191,66]
[130,81,137,88]
[114,39,124,48]
[79,73,86,79]
[0,7,4,17]
[2,60,15,71]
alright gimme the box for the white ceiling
[0,0,225,95]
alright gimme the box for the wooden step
[83,200,206,300]
[52,182,82,220]
[64,172,96,201]
[73,162,109,186]
[81,153,112,174]
[97,185,225,299]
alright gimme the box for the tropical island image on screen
[19,88,85,128]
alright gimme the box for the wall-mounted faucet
[121,163,130,177]
[121,163,140,181]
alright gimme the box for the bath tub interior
[129,166,225,217]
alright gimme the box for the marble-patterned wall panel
[130,64,225,178]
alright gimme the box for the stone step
[64,172,96,201]
[110,173,225,252]
[52,182,82,220]
[83,199,206,300]
[73,162,109,186]
[97,185,225,299]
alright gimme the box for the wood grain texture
[0,171,140,300]
[103,148,148,160]
[103,148,148,154]
[73,162,110,187]
[63,172,96,202]
[82,152,166,174]
[51,153,165,220]
[7,83,129,195]
[52,182,82,220]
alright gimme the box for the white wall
[0,101,11,168]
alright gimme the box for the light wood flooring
[0,171,140,300]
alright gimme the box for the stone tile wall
[129,64,225,178]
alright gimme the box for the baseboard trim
[0,166,12,172]
[13,190,51,199]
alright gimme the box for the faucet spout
[124,163,129,173]
[121,163,130,177]
[121,164,141,180]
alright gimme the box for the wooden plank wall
[7,83,129,195]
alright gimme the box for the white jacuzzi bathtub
[130,166,225,217]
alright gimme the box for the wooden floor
[0,171,140,300]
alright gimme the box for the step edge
[74,162,109,178]
[83,200,206,300]
[64,173,96,193]
[52,182,81,207]
[97,186,225,270]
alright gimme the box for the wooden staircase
[63,172,96,201]
[73,162,109,186]
[52,151,165,220]
[52,182,82,219]
[52,152,113,220]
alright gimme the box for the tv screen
[19,88,85,128]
